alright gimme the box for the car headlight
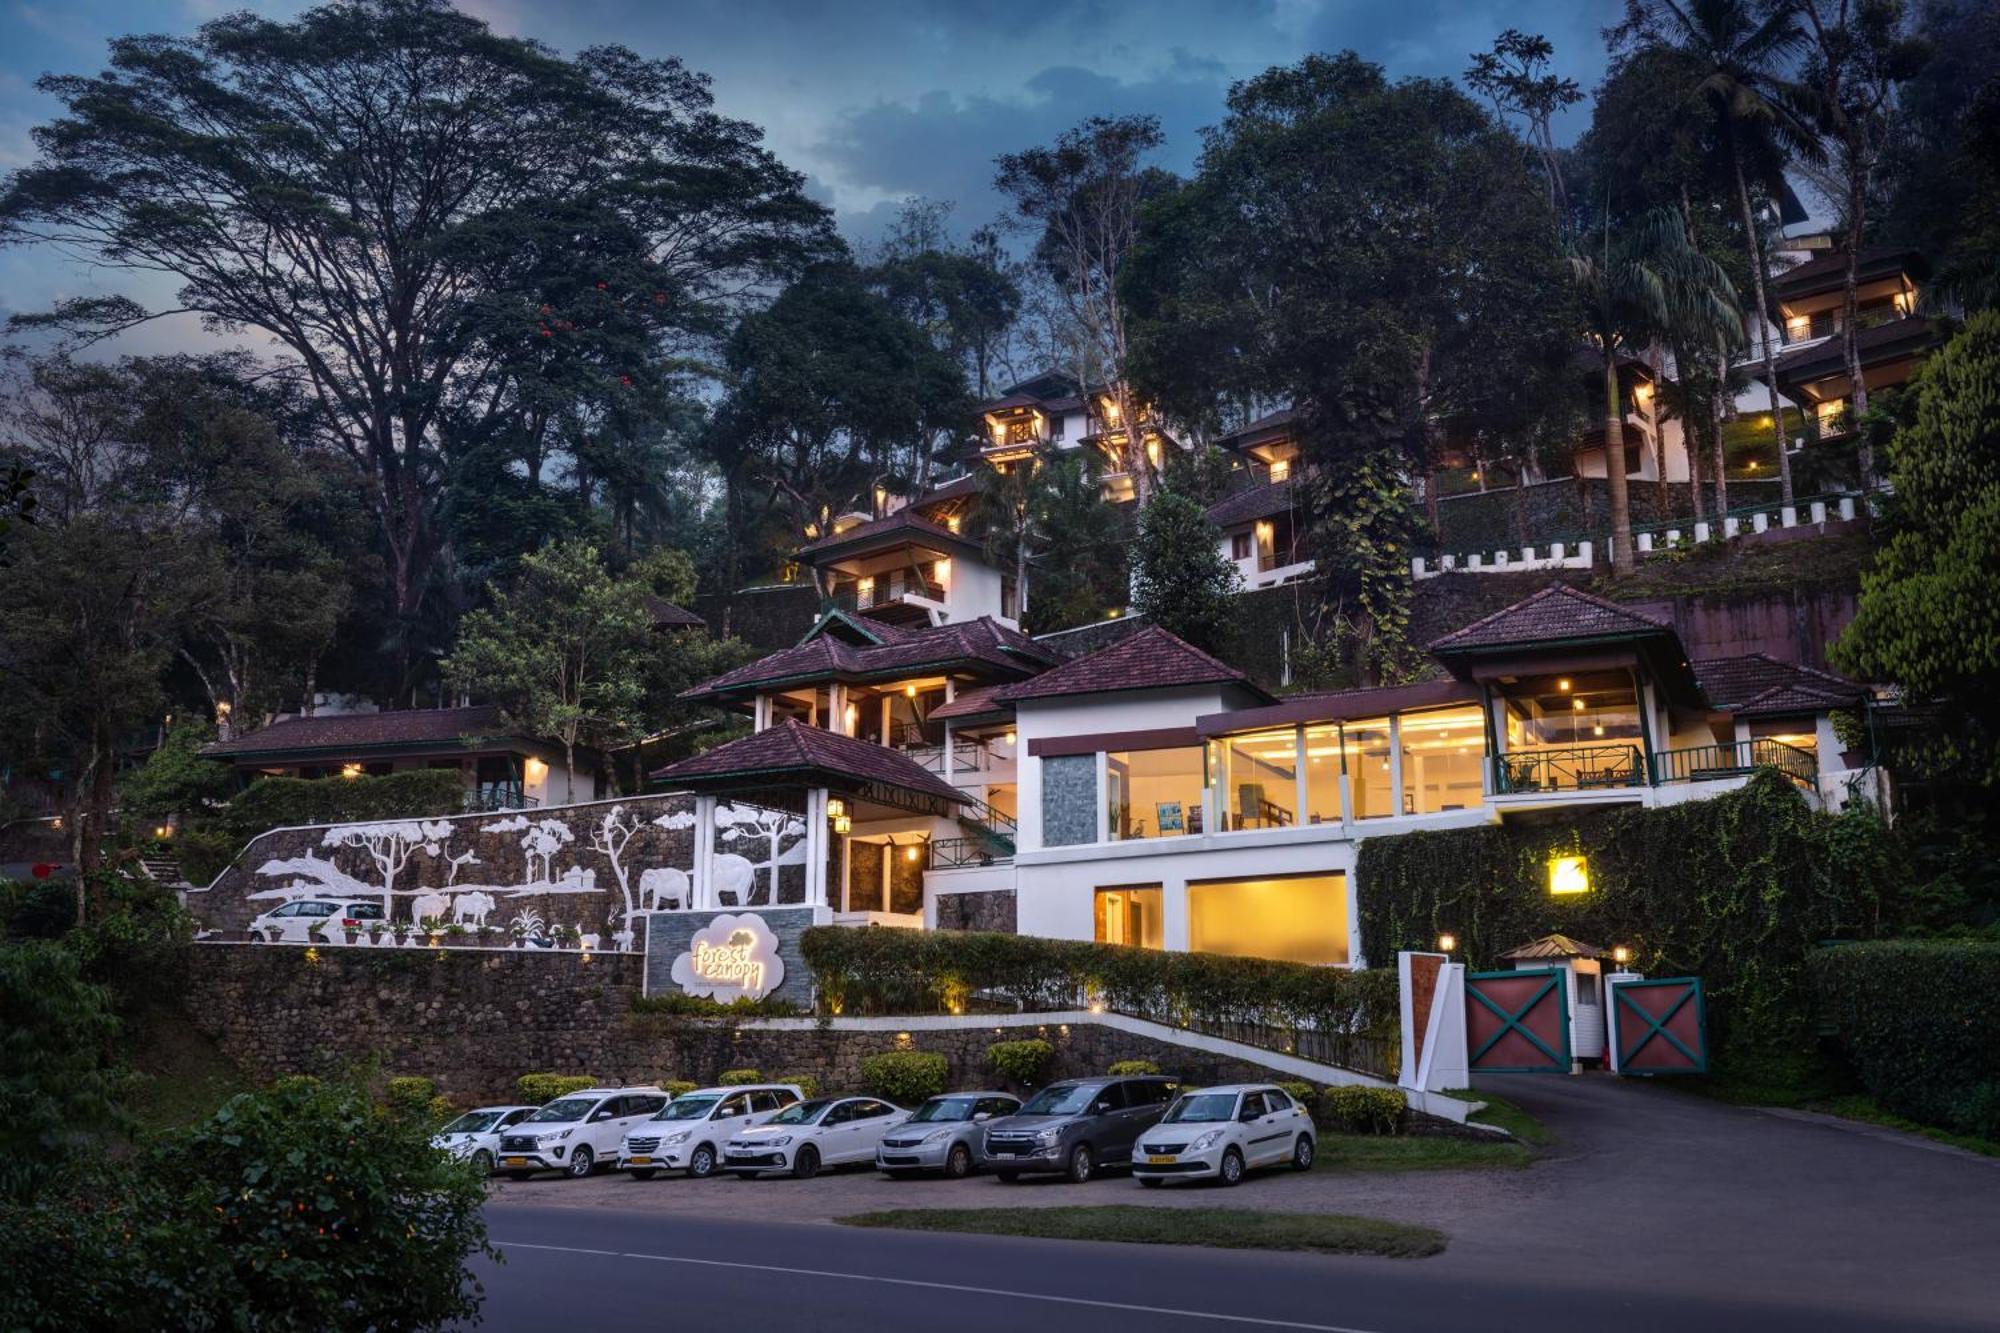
[1189,1130,1224,1153]
[921,1128,953,1145]
[664,1130,692,1145]
[540,1129,573,1144]
[1036,1126,1062,1144]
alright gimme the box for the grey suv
[981,1076,1181,1183]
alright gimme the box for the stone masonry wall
[181,944,1318,1106]
[935,889,1017,933]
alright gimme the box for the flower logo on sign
[671,913,784,1001]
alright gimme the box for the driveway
[484,1073,2000,1327]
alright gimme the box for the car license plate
[1147,1154,1177,1164]
[502,1157,528,1167]
[629,1156,652,1166]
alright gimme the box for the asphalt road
[468,1074,2000,1331]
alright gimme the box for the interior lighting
[1557,678,1572,692]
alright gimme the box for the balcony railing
[897,732,999,776]
[831,573,945,614]
[1651,739,1816,788]
[466,785,537,813]
[929,835,1011,870]
[1495,745,1644,795]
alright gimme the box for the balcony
[1651,739,1816,788]
[832,571,946,615]
[894,727,1001,776]
[1495,744,1645,795]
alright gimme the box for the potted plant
[366,921,387,948]
[552,923,581,951]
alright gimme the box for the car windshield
[654,1095,721,1122]
[524,1096,598,1124]
[909,1097,978,1124]
[766,1098,833,1126]
[440,1111,504,1134]
[1162,1092,1239,1124]
[1019,1084,1098,1116]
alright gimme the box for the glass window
[1107,746,1204,839]
[1188,873,1349,966]
[1217,728,1298,830]
[1020,1084,1098,1115]
[1343,722,1395,820]
[1503,672,1641,749]
[1240,1092,1267,1118]
[1092,1083,1128,1112]
[769,1099,832,1125]
[1264,1089,1293,1110]
[1128,1080,1173,1106]
[656,1094,721,1121]
[1397,707,1487,814]
[717,1094,750,1118]
[1163,1092,1238,1123]
[1094,885,1163,950]
[1231,531,1252,560]
[1303,724,1342,824]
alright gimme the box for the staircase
[137,852,190,888]
[956,796,1016,857]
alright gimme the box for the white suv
[1131,1084,1316,1187]
[619,1084,803,1180]
[495,1087,670,1180]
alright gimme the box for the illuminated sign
[670,913,785,1001]
[1548,854,1590,896]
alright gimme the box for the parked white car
[431,1105,537,1174]
[495,1086,671,1180]
[723,1096,907,1179]
[1130,1084,1316,1187]
[250,898,385,942]
[618,1084,803,1179]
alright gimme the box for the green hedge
[1320,1086,1406,1135]
[1356,770,1893,1060]
[987,1039,1053,1087]
[516,1073,596,1105]
[1808,941,2000,1137]
[218,770,467,846]
[860,1051,948,1104]
[1106,1059,1161,1076]
[716,1068,763,1086]
[800,926,1399,1042]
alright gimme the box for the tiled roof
[1207,480,1297,529]
[929,683,1012,721]
[648,720,968,806]
[994,625,1269,704]
[1771,247,1921,299]
[1692,654,1863,712]
[1218,405,1297,445]
[1774,316,1937,383]
[644,595,705,629]
[1735,683,1856,717]
[1499,933,1607,961]
[797,508,976,560]
[1429,583,1672,653]
[683,616,1055,702]
[204,706,509,757]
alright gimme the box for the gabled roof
[648,720,968,807]
[1217,406,1297,446]
[1774,316,1938,388]
[683,616,1056,704]
[1692,654,1864,713]
[929,683,1012,722]
[1208,479,1298,529]
[1429,583,1672,654]
[1771,247,1924,301]
[994,625,1272,704]
[797,508,979,562]
[644,595,705,630]
[204,705,513,758]
[1499,933,1607,962]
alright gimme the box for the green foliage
[716,1068,764,1086]
[1275,1081,1317,1106]
[0,942,127,1200]
[384,1076,444,1123]
[118,719,235,821]
[627,992,802,1019]
[1834,312,2000,787]
[1106,1059,1160,1076]
[859,1051,949,1105]
[662,1081,699,1098]
[1129,490,1243,655]
[217,770,466,847]
[802,927,1400,1048]
[0,879,74,941]
[986,1039,1055,1087]
[776,1073,821,1099]
[1320,1085,1407,1136]
[516,1073,596,1105]
[1356,771,1896,1059]
[1808,941,2000,1137]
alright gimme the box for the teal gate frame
[1466,967,1572,1073]
[1610,976,1708,1075]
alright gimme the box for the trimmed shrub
[1809,940,2000,1137]
[986,1039,1054,1087]
[384,1076,437,1120]
[516,1073,595,1105]
[662,1081,699,1098]
[1276,1080,1317,1106]
[859,1051,948,1105]
[627,992,801,1018]
[775,1072,821,1099]
[1107,1059,1160,1076]
[716,1068,763,1086]
[1321,1086,1406,1135]
[219,770,467,845]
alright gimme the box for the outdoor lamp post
[1437,932,1457,954]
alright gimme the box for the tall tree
[1465,29,1585,219]
[0,0,835,689]
[867,200,1024,400]
[1797,0,1930,485]
[1129,491,1242,656]
[996,115,1173,504]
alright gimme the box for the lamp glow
[1437,933,1457,953]
[1548,854,1590,896]
[1613,945,1631,965]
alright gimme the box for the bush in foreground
[1320,1086,1406,1135]
[860,1051,948,1104]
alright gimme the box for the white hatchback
[494,1087,671,1180]
[431,1105,537,1174]
[723,1096,908,1179]
[618,1084,803,1179]
[1130,1084,1316,1187]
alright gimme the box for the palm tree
[1569,207,1744,574]
[1637,0,1819,508]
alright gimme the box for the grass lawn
[838,1205,1446,1258]
[1682,1070,2000,1160]
[1318,1132,1531,1171]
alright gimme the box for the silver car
[876,1091,1022,1178]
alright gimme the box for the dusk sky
[1,0,1620,352]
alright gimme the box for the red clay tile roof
[648,720,968,806]
[929,683,1012,721]
[797,508,978,561]
[1734,682,1856,717]
[1207,479,1297,529]
[1429,583,1673,653]
[684,616,1055,702]
[994,625,1271,704]
[1692,654,1863,712]
[644,595,705,629]
[203,706,512,758]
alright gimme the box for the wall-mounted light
[1004,729,1017,746]
[1612,945,1631,966]
[1437,932,1457,953]
[523,757,548,787]
[904,844,921,863]
[340,762,364,780]
[905,684,917,699]
[1573,697,1586,711]
[828,798,851,835]
[1548,853,1590,896]
[1557,678,1572,692]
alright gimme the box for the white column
[693,795,717,909]
[879,695,892,745]
[1293,725,1308,824]
[1387,715,1405,818]
[802,788,828,907]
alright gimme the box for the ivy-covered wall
[1355,771,1895,1061]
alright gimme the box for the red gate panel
[1611,976,1707,1074]
[1466,968,1571,1073]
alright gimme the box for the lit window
[1189,873,1348,965]
[1107,747,1204,840]
[1397,707,1487,814]
[1216,728,1298,830]
[1343,722,1395,819]
[1268,457,1291,482]
[1095,885,1163,949]
[1303,724,1342,824]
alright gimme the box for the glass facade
[1094,885,1164,949]
[1107,747,1204,839]
[1397,707,1487,814]
[1188,873,1347,966]
[1343,723,1396,820]
[1303,724,1342,824]
[1217,728,1298,830]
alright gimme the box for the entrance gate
[1465,967,1571,1073]
[1609,976,1708,1074]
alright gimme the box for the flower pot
[1840,748,1867,769]
[343,929,360,945]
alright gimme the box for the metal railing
[1494,744,1644,795]
[832,573,945,613]
[1651,738,1816,788]
[929,836,1011,870]
[465,786,538,813]
[899,733,994,776]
